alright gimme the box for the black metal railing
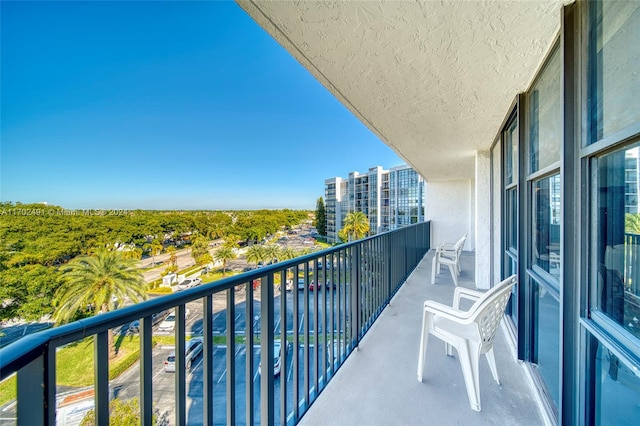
[624,232,640,294]
[0,221,430,426]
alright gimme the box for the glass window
[588,0,640,143]
[593,339,640,425]
[506,188,518,252]
[530,48,561,173]
[532,174,561,281]
[594,143,640,340]
[533,280,560,411]
[505,118,519,185]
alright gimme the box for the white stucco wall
[475,151,491,289]
[492,144,502,287]
[426,180,473,254]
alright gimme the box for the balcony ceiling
[237,0,564,181]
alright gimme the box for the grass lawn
[200,269,241,283]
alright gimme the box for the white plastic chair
[417,274,517,411]
[431,234,467,286]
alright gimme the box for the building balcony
[298,250,547,425]
[0,223,546,425]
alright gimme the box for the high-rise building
[625,147,640,214]
[324,165,425,242]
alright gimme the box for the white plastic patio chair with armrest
[431,233,467,286]
[417,274,517,411]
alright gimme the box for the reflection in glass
[533,280,560,411]
[506,188,518,252]
[595,144,640,340]
[588,0,640,143]
[505,118,519,185]
[532,174,561,280]
[594,339,640,425]
[529,48,561,173]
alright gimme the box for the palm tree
[626,213,640,234]
[263,245,281,265]
[342,211,370,241]
[246,245,266,269]
[280,247,298,261]
[214,246,236,277]
[53,250,147,358]
[150,239,163,264]
[279,247,299,284]
[120,245,142,260]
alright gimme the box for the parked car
[127,310,170,334]
[177,277,202,291]
[297,278,305,290]
[157,308,191,333]
[164,337,203,372]
[258,340,289,376]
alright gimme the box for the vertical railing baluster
[280,269,287,426]
[260,274,274,426]
[329,252,335,374]
[336,250,342,365]
[343,248,349,352]
[226,289,236,425]
[203,295,214,426]
[16,346,56,426]
[95,331,109,426]
[292,264,300,421]
[303,261,310,407]
[140,317,153,426]
[350,245,360,347]
[321,254,327,384]
[246,280,254,426]
[313,257,319,396]
[176,305,186,426]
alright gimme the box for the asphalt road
[116,289,347,425]
[0,287,347,426]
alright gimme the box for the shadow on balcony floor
[299,250,547,426]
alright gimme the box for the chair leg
[445,342,454,357]
[458,342,482,412]
[431,255,437,284]
[447,263,458,287]
[485,348,500,385]
[417,310,431,382]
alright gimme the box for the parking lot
[110,288,348,425]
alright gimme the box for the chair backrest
[458,233,467,249]
[468,275,516,352]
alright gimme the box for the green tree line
[0,202,308,321]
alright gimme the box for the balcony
[298,250,547,425]
[0,222,547,425]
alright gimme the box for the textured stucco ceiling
[237,0,565,181]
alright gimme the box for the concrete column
[426,180,473,251]
[475,150,491,289]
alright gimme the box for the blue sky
[0,1,403,210]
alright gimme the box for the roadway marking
[286,348,296,383]
[298,314,304,333]
[216,345,243,384]
[252,348,260,382]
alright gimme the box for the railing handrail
[0,221,431,425]
[1,221,430,381]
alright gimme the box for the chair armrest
[453,287,485,309]
[436,247,458,258]
[424,300,474,323]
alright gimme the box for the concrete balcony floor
[299,250,548,426]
